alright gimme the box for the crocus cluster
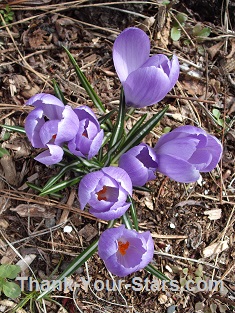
[113,27,180,108]
[25,94,103,165]
[24,27,224,278]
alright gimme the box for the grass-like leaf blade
[52,79,66,104]
[63,46,106,113]
[145,264,170,281]
[40,177,81,196]
[108,89,126,149]
[128,196,139,231]
[0,125,25,134]
[112,106,168,163]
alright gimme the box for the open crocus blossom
[118,143,158,186]
[113,27,180,108]
[98,225,154,277]
[78,167,132,220]
[25,93,79,165]
[68,106,104,159]
[154,125,223,183]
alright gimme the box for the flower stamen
[97,186,108,201]
[118,241,130,255]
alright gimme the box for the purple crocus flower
[118,143,158,186]
[113,27,180,108]
[78,167,132,220]
[154,125,223,183]
[68,106,104,159]
[98,225,154,277]
[25,93,79,165]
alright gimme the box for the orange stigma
[97,186,108,201]
[118,241,130,255]
[52,134,57,139]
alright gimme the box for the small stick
[59,189,76,224]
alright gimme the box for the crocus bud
[68,106,104,159]
[113,27,180,108]
[78,167,132,220]
[154,125,223,183]
[118,143,158,186]
[98,225,154,277]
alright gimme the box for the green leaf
[108,89,125,149]
[112,106,168,163]
[52,79,66,104]
[125,114,147,141]
[63,47,106,113]
[41,160,83,193]
[128,196,139,231]
[0,264,21,279]
[3,281,21,299]
[182,267,188,275]
[176,13,188,25]
[212,108,221,119]
[1,131,10,141]
[0,147,10,157]
[98,109,116,127]
[0,125,25,134]
[26,182,62,198]
[193,24,210,38]
[163,126,171,133]
[39,177,81,196]
[171,27,181,41]
[122,212,133,230]
[145,264,170,281]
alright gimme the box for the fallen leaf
[10,204,56,218]
[204,209,222,220]
[202,241,229,258]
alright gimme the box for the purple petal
[74,106,100,123]
[119,153,149,186]
[113,27,150,83]
[34,144,63,165]
[98,225,125,260]
[25,108,45,148]
[188,149,212,170]
[171,125,207,136]
[156,154,200,183]
[78,171,104,210]
[88,129,104,159]
[168,55,180,89]
[55,106,79,146]
[155,136,200,161]
[123,67,171,108]
[39,120,59,146]
[200,134,223,172]
[26,93,64,120]
[101,167,132,195]
[142,54,170,69]
[90,203,130,220]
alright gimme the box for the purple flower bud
[113,27,180,108]
[67,106,104,159]
[98,225,154,277]
[154,125,223,183]
[78,167,132,220]
[25,93,79,165]
[118,143,158,186]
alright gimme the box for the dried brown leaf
[10,204,56,218]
